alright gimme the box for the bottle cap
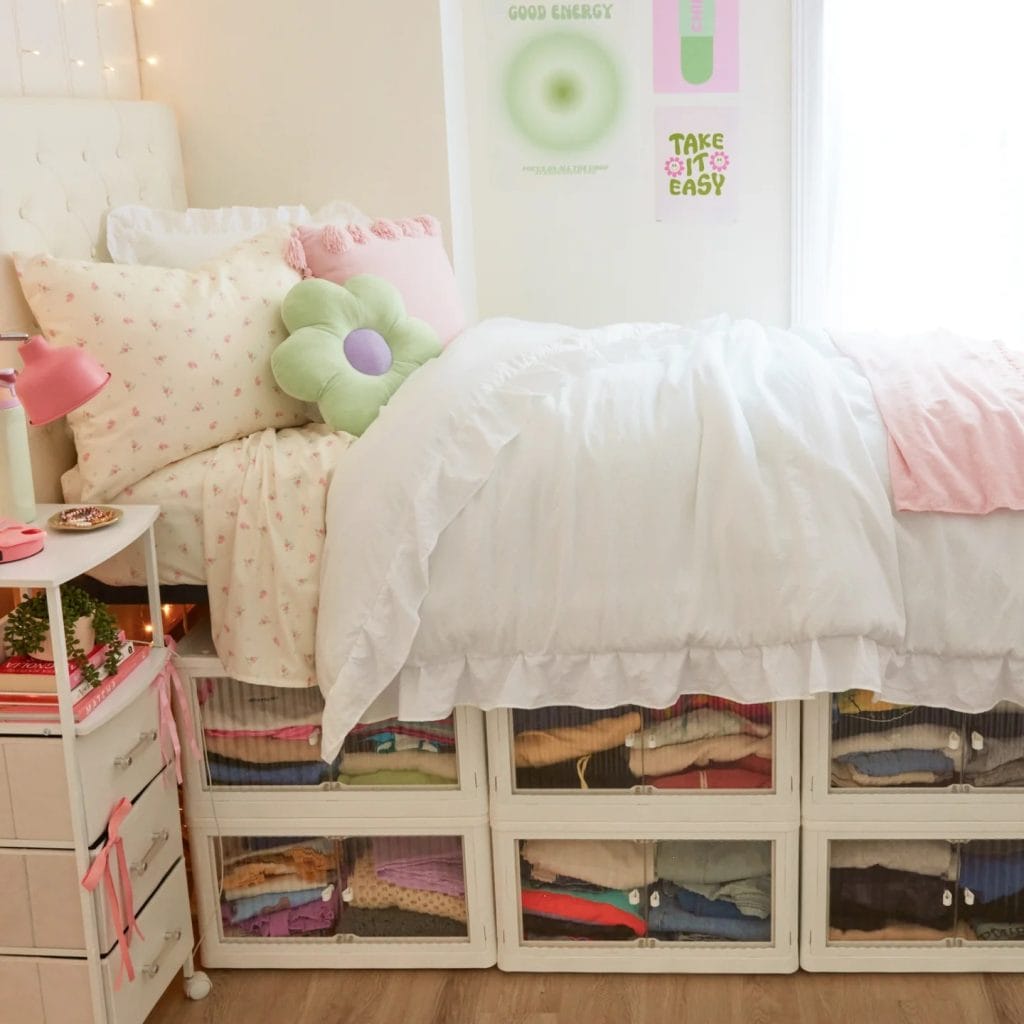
[0,369,19,410]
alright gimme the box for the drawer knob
[113,730,158,769]
[131,829,170,877]
[142,928,182,979]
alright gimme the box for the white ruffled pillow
[107,201,370,269]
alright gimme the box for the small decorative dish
[48,506,123,532]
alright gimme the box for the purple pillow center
[343,328,393,376]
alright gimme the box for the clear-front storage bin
[802,824,1024,971]
[492,823,799,973]
[196,676,463,791]
[174,623,487,820]
[189,822,496,968]
[803,693,1024,819]
[488,699,800,822]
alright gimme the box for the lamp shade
[16,335,110,426]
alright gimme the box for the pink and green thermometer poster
[654,0,739,93]
[655,106,738,223]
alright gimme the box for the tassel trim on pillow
[283,230,312,278]
[285,215,442,276]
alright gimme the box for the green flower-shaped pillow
[272,274,442,436]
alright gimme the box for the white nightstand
[0,505,210,1024]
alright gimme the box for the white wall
[457,0,792,328]
[135,0,454,240]
[0,0,139,99]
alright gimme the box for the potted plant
[3,585,124,688]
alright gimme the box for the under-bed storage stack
[801,691,1024,970]
[485,699,801,972]
[174,622,495,969]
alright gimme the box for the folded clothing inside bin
[223,887,340,938]
[829,866,953,933]
[648,842,773,943]
[337,905,467,938]
[512,700,775,792]
[205,754,337,786]
[830,698,962,789]
[220,838,340,939]
[521,884,647,936]
[200,678,330,787]
[345,841,468,928]
[338,716,458,786]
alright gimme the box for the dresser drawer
[94,765,183,953]
[0,736,72,843]
[103,859,192,1024]
[0,846,85,953]
[0,683,164,846]
[0,955,93,1024]
[77,684,164,845]
[0,764,183,955]
[0,860,192,1024]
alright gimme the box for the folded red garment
[520,890,647,936]
[650,767,772,790]
[730,754,773,776]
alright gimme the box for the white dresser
[0,505,210,1024]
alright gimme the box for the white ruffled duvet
[316,317,1024,760]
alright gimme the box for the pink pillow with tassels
[285,216,466,345]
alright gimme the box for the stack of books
[0,633,148,723]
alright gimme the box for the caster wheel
[185,971,212,1000]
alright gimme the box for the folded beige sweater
[521,838,654,891]
[515,711,643,768]
[339,750,458,781]
[205,734,324,764]
[829,838,959,880]
[630,733,772,779]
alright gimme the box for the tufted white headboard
[0,97,186,500]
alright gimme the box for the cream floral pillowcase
[15,227,308,502]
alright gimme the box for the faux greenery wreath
[3,586,123,688]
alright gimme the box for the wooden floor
[151,968,1024,1024]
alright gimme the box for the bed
[4,99,1024,769]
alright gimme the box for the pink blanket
[834,331,1024,514]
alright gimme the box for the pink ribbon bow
[153,637,201,785]
[81,798,143,990]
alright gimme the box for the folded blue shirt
[959,852,1024,904]
[224,886,330,923]
[648,905,771,942]
[206,755,335,786]
[836,748,954,777]
[652,880,747,921]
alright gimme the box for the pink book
[0,646,149,723]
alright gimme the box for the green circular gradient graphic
[503,32,622,152]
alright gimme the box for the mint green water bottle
[0,370,37,523]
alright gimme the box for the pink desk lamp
[0,334,110,544]
[16,335,111,427]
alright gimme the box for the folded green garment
[337,769,453,787]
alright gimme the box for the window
[793,0,1024,342]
